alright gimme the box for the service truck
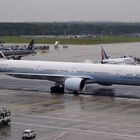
[0,106,11,125]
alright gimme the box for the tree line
[0,22,140,36]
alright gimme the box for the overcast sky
[0,0,139,22]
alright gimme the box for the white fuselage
[0,60,140,86]
[102,57,135,65]
[101,46,135,65]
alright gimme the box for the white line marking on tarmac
[15,113,140,129]
[12,122,140,139]
[54,132,67,140]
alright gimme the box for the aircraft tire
[50,86,64,94]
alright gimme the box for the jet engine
[64,77,85,92]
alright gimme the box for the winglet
[0,51,7,59]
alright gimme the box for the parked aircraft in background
[0,51,140,94]
[101,46,135,64]
[54,41,59,48]
[0,40,35,60]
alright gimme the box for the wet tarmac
[1,89,140,140]
[1,42,140,140]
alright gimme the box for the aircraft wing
[6,72,92,82]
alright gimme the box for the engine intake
[64,77,85,92]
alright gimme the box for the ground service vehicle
[0,106,11,125]
[22,129,36,139]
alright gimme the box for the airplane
[54,41,59,48]
[101,46,136,64]
[0,52,140,94]
[0,40,35,60]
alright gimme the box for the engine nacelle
[64,77,85,92]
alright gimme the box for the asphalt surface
[0,43,140,140]
[1,88,140,140]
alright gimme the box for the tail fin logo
[101,46,109,60]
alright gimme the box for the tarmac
[0,43,140,140]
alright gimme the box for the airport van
[22,129,36,139]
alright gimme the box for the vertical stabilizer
[28,40,34,50]
[101,46,109,60]
[0,51,7,59]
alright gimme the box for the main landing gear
[50,85,64,94]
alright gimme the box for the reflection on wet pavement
[1,89,140,140]
[0,125,11,138]
[0,43,140,139]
